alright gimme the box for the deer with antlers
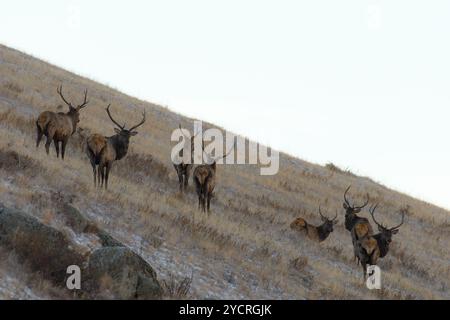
[86,104,146,189]
[342,186,373,263]
[356,204,405,279]
[193,142,234,213]
[173,125,204,192]
[290,206,338,242]
[36,85,89,159]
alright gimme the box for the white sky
[1,0,449,209]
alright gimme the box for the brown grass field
[0,44,449,299]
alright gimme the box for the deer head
[57,85,89,124]
[369,204,405,246]
[318,205,338,234]
[343,186,369,215]
[106,104,146,159]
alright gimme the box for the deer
[342,186,372,264]
[290,206,338,242]
[36,85,89,159]
[173,124,204,192]
[86,104,146,189]
[193,142,235,213]
[356,204,405,279]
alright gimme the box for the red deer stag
[290,206,338,242]
[356,204,405,279]
[342,186,372,264]
[36,85,89,159]
[173,125,203,192]
[86,104,146,189]
[193,142,234,213]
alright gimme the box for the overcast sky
[1,0,449,209]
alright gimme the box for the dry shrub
[290,256,308,271]
[325,162,355,176]
[3,81,24,97]
[0,149,42,175]
[162,272,193,299]
[118,153,170,182]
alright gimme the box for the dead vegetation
[0,43,449,299]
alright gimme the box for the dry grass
[0,43,449,299]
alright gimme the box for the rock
[61,204,95,233]
[0,205,84,283]
[96,229,125,248]
[85,247,162,299]
[60,204,124,247]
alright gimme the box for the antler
[106,104,125,130]
[332,209,338,221]
[354,193,370,209]
[77,89,89,109]
[369,203,384,228]
[319,205,338,221]
[389,210,405,231]
[128,109,146,131]
[343,185,369,209]
[215,141,236,161]
[57,85,74,109]
[318,205,326,220]
[343,185,352,207]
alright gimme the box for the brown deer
[86,104,146,189]
[342,186,372,264]
[36,85,89,159]
[193,143,234,213]
[173,125,203,192]
[290,206,338,242]
[356,204,405,279]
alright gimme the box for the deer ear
[114,128,121,134]
[378,225,384,232]
[392,229,399,235]
[130,131,138,136]
[333,220,338,225]
[354,208,361,213]
[343,203,348,209]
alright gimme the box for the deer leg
[61,138,68,160]
[99,164,105,188]
[97,165,102,189]
[178,173,183,192]
[90,159,97,187]
[105,162,112,190]
[207,192,212,214]
[185,166,191,190]
[36,123,44,148]
[45,130,55,155]
[53,138,60,158]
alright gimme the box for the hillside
[0,44,449,299]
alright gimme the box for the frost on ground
[0,44,449,299]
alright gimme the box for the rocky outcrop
[0,204,84,283]
[84,247,162,299]
[0,204,162,299]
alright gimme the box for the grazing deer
[193,143,234,213]
[356,204,405,279]
[86,104,146,189]
[173,125,203,192]
[36,85,89,159]
[290,206,338,242]
[342,186,373,263]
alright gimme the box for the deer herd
[35,85,405,283]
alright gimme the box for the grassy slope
[0,44,449,299]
